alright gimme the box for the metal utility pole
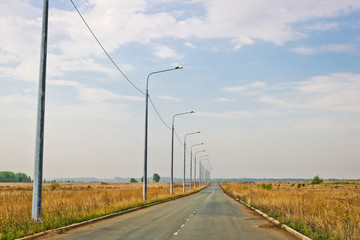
[190,143,203,190]
[144,66,182,201]
[183,131,200,193]
[32,0,49,222]
[198,156,209,188]
[170,111,195,195]
[194,150,205,189]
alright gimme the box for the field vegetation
[0,182,201,240]
[221,181,360,240]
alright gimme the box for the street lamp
[199,155,209,188]
[190,143,203,190]
[143,66,183,201]
[202,162,212,185]
[194,150,206,189]
[170,111,195,195]
[200,159,210,187]
[183,131,200,193]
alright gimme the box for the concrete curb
[17,186,208,240]
[220,185,312,240]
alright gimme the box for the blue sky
[1,0,360,179]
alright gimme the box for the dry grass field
[221,181,360,240]
[0,182,200,240]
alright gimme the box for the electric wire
[70,0,145,96]
[174,131,184,145]
[149,95,184,145]
[71,0,187,147]
[148,95,171,130]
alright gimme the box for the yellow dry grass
[221,181,360,240]
[0,182,200,240]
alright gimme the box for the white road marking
[173,207,200,237]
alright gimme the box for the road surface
[45,183,295,240]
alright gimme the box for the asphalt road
[45,183,295,240]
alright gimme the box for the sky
[1,0,360,180]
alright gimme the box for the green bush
[260,183,272,190]
[153,173,160,182]
[50,182,60,190]
[311,175,324,184]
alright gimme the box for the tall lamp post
[170,111,195,195]
[144,66,183,201]
[194,150,206,189]
[203,162,212,185]
[200,159,210,187]
[32,0,49,222]
[190,143,203,190]
[198,155,209,188]
[183,131,200,193]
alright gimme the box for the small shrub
[50,182,60,190]
[261,183,272,190]
[311,175,324,185]
[297,183,301,188]
[130,178,138,183]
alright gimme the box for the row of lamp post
[143,66,212,200]
[183,132,200,193]
[31,1,211,221]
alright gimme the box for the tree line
[0,171,31,182]
[130,173,160,183]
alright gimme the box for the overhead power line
[149,95,184,146]
[148,95,171,130]
[70,0,145,96]
[71,0,186,147]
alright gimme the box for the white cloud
[255,73,360,112]
[305,22,339,31]
[214,97,235,103]
[257,96,298,108]
[157,95,181,102]
[291,44,357,55]
[294,118,337,130]
[290,47,317,55]
[222,81,267,92]
[48,79,143,103]
[197,111,255,120]
[2,0,360,82]
[321,44,357,53]
[184,42,196,48]
[48,80,82,87]
[46,102,131,122]
[0,94,35,105]
[153,45,182,59]
[296,73,360,112]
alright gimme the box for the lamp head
[175,66,183,69]
[190,111,195,113]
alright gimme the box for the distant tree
[15,172,31,182]
[141,176,144,183]
[311,175,324,184]
[153,173,160,182]
[0,171,31,182]
[130,178,138,183]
